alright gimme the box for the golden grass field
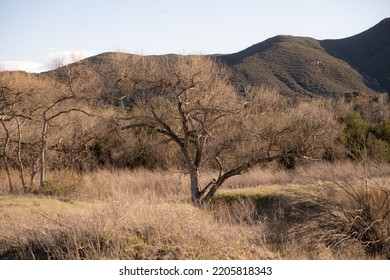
[1,161,389,260]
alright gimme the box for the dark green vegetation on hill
[321,18,390,93]
[218,35,375,96]
[219,18,390,96]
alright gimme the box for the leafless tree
[109,55,338,205]
[0,73,37,192]
[0,61,99,192]
[35,61,99,189]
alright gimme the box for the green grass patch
[0,195,88,228]
[0,195,85,208]
[213,185,320,223]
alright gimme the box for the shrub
[373,120,390,143]
[338,111,372,159]
[314,165,390,258]
[337,112,390,162]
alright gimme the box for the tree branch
[47,108,91,121]
[200,153,294,204]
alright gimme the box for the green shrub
[374,120,390,142]
[338,112,371,159]
[337,112,390,162]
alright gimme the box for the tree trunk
[39,118,48,189]
[181,146,201,202]
[186,158,201,203]
[200,154,288,205]
[1,119,13,193]
[15,118,27,192]
[2,153,13,193]
[189,167,201,203]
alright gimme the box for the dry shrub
[304,162,390,258]
[319,181,390,257]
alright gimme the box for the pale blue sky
[0,0,389,72]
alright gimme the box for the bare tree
[0,117,13,192]
[0,73,36,192]
[35,61,98,189]
[109,55,338,205]
[0,61,100,192]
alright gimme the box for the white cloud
[0,49,98,73]
[45,49,97,69]
[0,61,49,73]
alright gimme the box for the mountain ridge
[216,18,390,96]
[321,17,390,92]
[3,18,389,98]
[218,35,377,96]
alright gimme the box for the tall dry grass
[0,168,274,260]
[265,161,390,259]
[303,162,390,258]
[0,197,273,259]
[1,161,389,259]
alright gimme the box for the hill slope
[218,18,390,96]
[321,18,390,92]
[218,35,378,97]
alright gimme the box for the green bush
[374,120,390,142]
[338,112,390,162]
[338,112,371,159]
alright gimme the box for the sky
[0,0,389,72]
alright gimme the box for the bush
[315,165,390,258]
[374,120,390,142]
[338,111,372,159]
[338,112,390,162]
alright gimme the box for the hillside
[218,35,378,97]
[321,18,390,92]
[217,18,390,97]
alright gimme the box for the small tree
[0,62,100,192]
[35,61,98,189]
[0,72,38,192]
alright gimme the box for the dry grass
[210,161,390,259]
[0,168,273,260]
[300,162,390,258]
[0,196,274,259]
[1,161,389,260]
